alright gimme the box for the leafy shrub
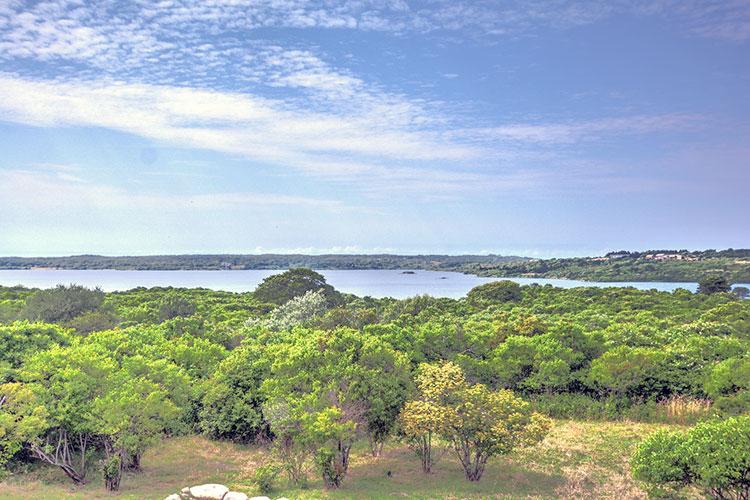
[254,463,280,494]
[157,294,197,321]
[23,284,105,324]
[632,415,750,500]
[466,280,522,305]
[245,290,327,331]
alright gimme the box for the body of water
[1,269,748,299]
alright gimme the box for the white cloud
[0,168,343,212]
[0,72,705,200]
[0,74,475,167]
[471,114,703,145]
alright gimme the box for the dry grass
[512,420,672,500]
[0,420,677,500]
[655,395,712,426]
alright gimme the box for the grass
[0,420,676,500]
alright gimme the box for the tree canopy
[253,268,342,306]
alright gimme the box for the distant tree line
[0,253,527,271]
[1,249,749,283]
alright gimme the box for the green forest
[1,269,749,499]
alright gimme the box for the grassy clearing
[0,420,674,500]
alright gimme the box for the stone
[189,483,230,500]
[248,497,272,500]
[164,495,181,500]
[275,497,291,500]
[224,493,250,500]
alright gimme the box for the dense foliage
[632,415,750,500]
[1,268,749,492]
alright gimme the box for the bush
[23,284,104,324]
[466,280,522,305]
[254,463,280,494]
[157,294,197,322]
[632,415,750,500]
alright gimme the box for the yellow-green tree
[400,361,550,481]
[444,384,550,480]
[399,361,463,473]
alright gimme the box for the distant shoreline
[1,250,749,283]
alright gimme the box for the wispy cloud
[0,168,344,212]
[472,114,703,145]
[0,72,702,200]
[0,74,473,165]
[1,0,746,90]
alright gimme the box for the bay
[1,269,748,299]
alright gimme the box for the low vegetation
[1,267,749,498]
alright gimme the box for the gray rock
[164,495,181,500]
[224,493,250,500]
[248,497,272,500]
[189,484,230,500]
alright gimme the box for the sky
[0,0,748,258]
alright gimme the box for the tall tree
[253,268,342,306]
[697,275,732,295]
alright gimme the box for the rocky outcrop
[163,484,288,500]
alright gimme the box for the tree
[307,406,358,489]
[444,384,550,481]
[467,280,523,305]
[398,362,463,473]
[96,373,181,491]
[698,275,732,295]
[733,286,749,299]
[354,340,412,457]
[704,357,750,415]
[586,345,662,398]
[17,343,114,484]
[632,415,750,500]
[199,345,268,443]
[0,382,45,478]
[0,322,71,375]
[157,294,197,322]
[263,399,312,486]
[399,362,550,481]
[245,289,328,331]
[253,268,342,306]
[260,329,405,488]
[23,284,105,324]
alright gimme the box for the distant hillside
[0,253,528,271]
[454,249,750,283]
[2,250,749,283]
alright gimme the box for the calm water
[1,269,748,299]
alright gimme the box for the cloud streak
[0,72,703,200]
[0,168,344,213]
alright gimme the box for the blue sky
[0,0,748,258]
